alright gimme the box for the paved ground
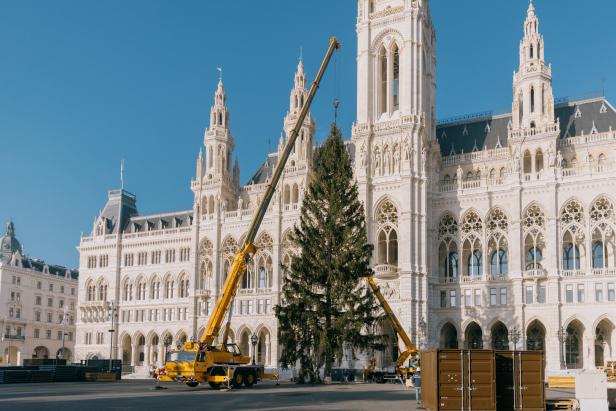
[0,380,423,411]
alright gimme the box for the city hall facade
[75,0,616,375]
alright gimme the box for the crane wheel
[244,371,256,387]
[186,381,199,388]
[208,367,226,389]
[232,370,244,388]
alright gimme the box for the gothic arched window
[523,204,546,271]
[375,200,399,266]
[592,241,605,268]
[467,250,483,276]
[561,199,586,271]
[491,249,508,275]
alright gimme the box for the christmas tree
[275,124,383,382]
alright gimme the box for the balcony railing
[374,264,399,279]
[3,334,25,341]
[195,289,211,300]
[561,269,586,278]
[439,274,508,284]
[592,268,616,277]
[522,269,547,278]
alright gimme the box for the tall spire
[511,0,555,131]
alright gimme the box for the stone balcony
[438,274,508,284]
[195,289,211,301]
[374,264,399,279]
[522,269,548,279]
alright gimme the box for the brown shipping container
[421,349,496,411]
[495,351,545,411]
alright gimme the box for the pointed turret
[284,59,315,165]
[511,0,555,130]
[204,78,234,177]
[196,148,204,181]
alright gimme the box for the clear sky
[1,0,615,268]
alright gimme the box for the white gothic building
[75,0,616,375]
[0,221,78,365]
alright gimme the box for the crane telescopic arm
[199,37,341,347]
[365,276,417,371]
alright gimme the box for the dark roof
[124,210,193,233]
[97,189,138,234]
[436,97,616,156]
[248,154,278,185]
[24,258,79,280]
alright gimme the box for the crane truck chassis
[156,37,340,389]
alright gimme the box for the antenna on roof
[120,159,125,190]
[602,78,606,97]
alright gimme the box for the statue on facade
[547,142,556,167]
[238,198,243,210]
[456,164,463,181]
[512,147,521,172]
[360,144,367,167]
[556,150,563,168]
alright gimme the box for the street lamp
[163,335,172,363]
[107,301,118,372]
[251,333,258,365]
[509,327,521,351]
[557,327,567,370]
[60,306,69,361]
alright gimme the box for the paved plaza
[0,380,423,411]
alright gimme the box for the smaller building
[0,221,78,364]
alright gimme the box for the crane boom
[365,276,417,374]
[200,37,341,346]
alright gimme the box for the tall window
[467,250,483,276]
[562,243,580,270]
[491,249,508,275]
[376,200,399,266]
[379,47,387,115]
[592,241,605,268]
[530,86,535,113]
[392,44,399,111]
[526,247,543,269]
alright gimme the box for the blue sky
[1,0,615,267]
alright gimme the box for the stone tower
[352,0,436,352]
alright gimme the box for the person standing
[411,368,421,405]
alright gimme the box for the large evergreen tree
[275,124,383,382]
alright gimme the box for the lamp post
[107,301,118,372]
[60,306,69,361]
[557,326,567,370]
[163,335,172,362]
[251,333,258,365]
[509,327,521,351]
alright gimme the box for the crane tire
[244,371,256,387]
[186,381,199,388]
[232,370,244,388]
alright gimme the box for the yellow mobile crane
[364,276,418,383]
[157,37,340,389]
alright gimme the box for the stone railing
[369,5,404,20]
[591,268,616,277]
[509,122,559,140]
[374,264,399,279]
[561,269,586,278]
[438,274,508,284]
[195,289,211,300]
[438,176,507,193]
[441,147,509,167]
[522,269,548,279]
[558,130,616,148]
